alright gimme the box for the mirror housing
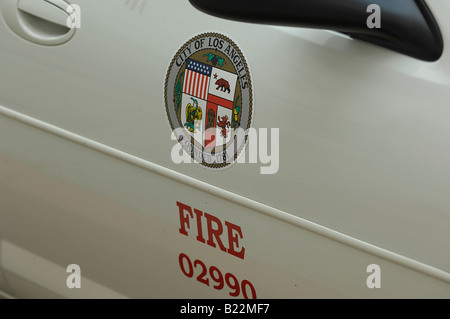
[189,0,443,61]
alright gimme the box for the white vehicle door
[0,0,449,298]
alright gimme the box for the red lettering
[176,201,246,259]
[205,213,227,253]
[225,221,245,260]
[193,208,206,243]
[177,201,193,236]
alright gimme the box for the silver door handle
[18,0,70,27]
[0,0,76,45]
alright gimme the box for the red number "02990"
[178,253,257,299]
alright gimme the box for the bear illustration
[215,78,231,93]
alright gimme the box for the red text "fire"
[177,201,245,260]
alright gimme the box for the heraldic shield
[180,58,238,149]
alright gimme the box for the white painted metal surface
[0,0,449,298]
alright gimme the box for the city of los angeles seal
[164,33,253,169]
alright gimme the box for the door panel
[0,0,449,297]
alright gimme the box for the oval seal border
[164,32,253,169]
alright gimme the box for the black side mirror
[188,0,443,61]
